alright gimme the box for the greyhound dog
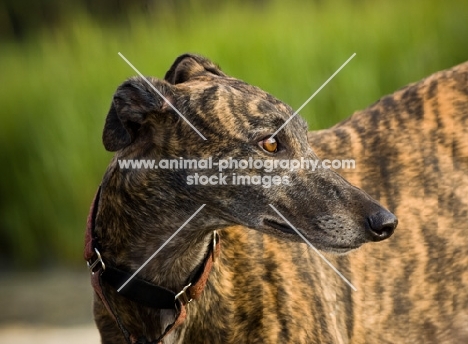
[87,54,465,343]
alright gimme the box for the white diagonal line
[271,53,356,139]
[117,204,206,292]
[118,52,207,141]
[268,204,357,291]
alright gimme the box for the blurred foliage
[0,0,467,267]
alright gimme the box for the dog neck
[96,165,221,285]
[87,183,221,342]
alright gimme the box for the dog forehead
[183,78,293,118]
[184,77,266,97]
[175,77,308,140]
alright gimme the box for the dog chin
[322,245,361,255]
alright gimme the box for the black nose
[366,210,398,241]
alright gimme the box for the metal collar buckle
[175,283,192,311]
[87,248,106,274]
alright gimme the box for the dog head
[101,54,397,254]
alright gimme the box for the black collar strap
[84,186,220,344]
[101,266,180,309]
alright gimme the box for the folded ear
[102,77,172,151]
[164,53,226,84]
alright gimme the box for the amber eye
[260,137,278,153]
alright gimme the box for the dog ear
[164,53,226,84]
[102,77,171,151]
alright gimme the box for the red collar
[84,186,220,344]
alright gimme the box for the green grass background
[1,0,467,267]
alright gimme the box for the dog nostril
[366,211,398,242]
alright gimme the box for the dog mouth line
[263,218,363,252]
[263,218,297,235]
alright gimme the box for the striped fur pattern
[93,54,467,343]
[308,62,468,343]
